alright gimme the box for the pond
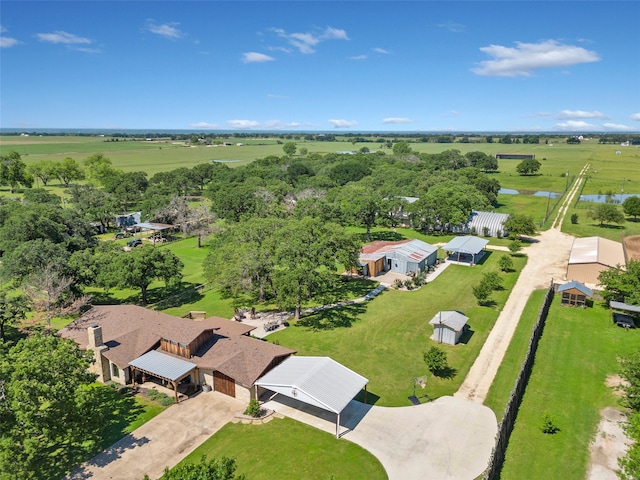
[578,193,640,204]
[499,188,561,199]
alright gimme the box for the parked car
[125,225,142,233]
[126,238,143,248]
[114,230,131,239]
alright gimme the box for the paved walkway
[64,392,243,480]
[455,163,590,403]
[262,394,497,480]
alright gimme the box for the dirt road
[455,164,590,403]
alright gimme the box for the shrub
[541,413,560,434]
[483,226,490,237]
[423,346,448,377]
[403,279,413,290]
[570,213,579,224]
[394,278,403,289]
[244,399,262,418]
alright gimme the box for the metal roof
[129,350,196,382]
[467,211,510,237]
[429,311,468,332]
[558,281,592,297]
[610,301,640,314]
[388,239,437,262]
[441,236,489,255]
[568,236,626,267]
[255,356,368,414]
[134,222,173,231]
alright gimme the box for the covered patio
[255,356,368,438]
[441,236,489,265]
[129,350,197,403]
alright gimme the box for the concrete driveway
[262,394,497,480]
[65,391,243,480]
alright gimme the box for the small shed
[558,281,592,307]
[429,311,468,345]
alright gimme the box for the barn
[454,211,510,238]
[429,311,468,345]
[566,236,626,285]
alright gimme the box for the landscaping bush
[541,413,560,434]
[244,399,262,418]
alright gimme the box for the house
[557,281,592,307]
[115,212,141,228]
[429,311,468,345]
[359,239,437,276]
[566,236,626,285]
[58,305,295,403]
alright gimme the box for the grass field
[267,252,527,407]
[173,417,387,480]
[498,297,640,480]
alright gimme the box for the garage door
[213,371,236,397]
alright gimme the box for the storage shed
[429,311,468,345]
[566,236,626,285]
[558,281,592,307]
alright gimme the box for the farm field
[175,417,387,480]
[268,251,527,407]
[499,296,640,480]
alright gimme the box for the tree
[597,260,640,305]
[588,203,625,227]
[0,334,105,479]
[392,141,412,156]
[0,291,30,341]
[472,281,492,305]
[53,157,85,187]
[282,141,297,156]
[618,351,640,480]
[515,158,541,176]
[23,265,75,326]
[508,239,522,254]
[157,455,245,480]
[481,271,503,291]
[623,195,640,220]
[336,183,380,242]
[111,247,184,304]
[26,160,58,187]
[503,214,537,238]
[498,254,514,272]
[465,151,498,172]
[0,151,33,193]
[423,346,449,376]
[83,153,118,186]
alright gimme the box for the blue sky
[1,1,639,132]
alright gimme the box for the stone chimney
[87,324,108,383]
[87,324,103,349]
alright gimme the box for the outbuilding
[566,236,626,285]
[557,281,592,307]
[429,311,468,345]
[441,236,489,265]
[359,239,437,276]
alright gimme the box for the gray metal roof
[558,281,592,297]
[467,211,509,237]
[441,236,489,255]
[610,301,640,314]
[388,239,437,262]
[129,350,197,382]
[429,311,468,332]
[255,356,368,414]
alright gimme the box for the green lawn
[172,417,387,480]
[484,289,548,417]
[267,252,527,407]
[499,297,640,480]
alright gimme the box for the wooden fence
[482,282,555,479]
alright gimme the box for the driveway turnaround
[262,395,497,480]
[65,392,243,480]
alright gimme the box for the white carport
[129,350,196,403]
[254,356,368,438]
[441,236,489,265]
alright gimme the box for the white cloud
[328,119,357,128]
[382,117,413,124]
[267,93,289,99]
[472,40,600,77]
[437,22,465,33]
[71,46,102,54]
[36,31,92,44]
[242,52,275,63]
[350,55,368,60]
[630,113,640,121]
[553,120,599,131]
[0,36,19,48]
[227,120,261,129]
[189,122,220,129]
[557,110,608,120]
[144,20,184,40]
[449,110,460,116]
[271,26,348,54]
[602,123,634,131]
[373,47,389,54]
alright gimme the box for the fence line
[483,282,555,479]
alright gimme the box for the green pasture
[484,289,547,417]
[173,417,387,480]
[267,252,527,407]
[499,297,640,480]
